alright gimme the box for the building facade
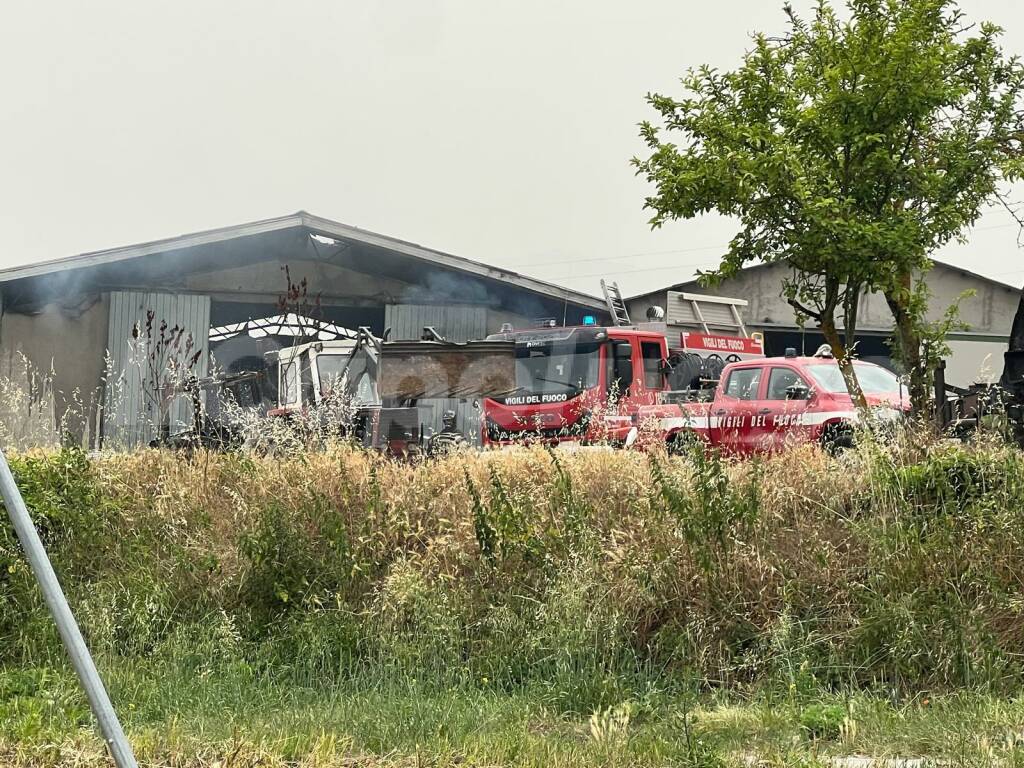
[0,212,605,447]
[626,261,1022,387]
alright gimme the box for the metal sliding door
[104,292,210,448]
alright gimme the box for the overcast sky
[2,1,1024,298]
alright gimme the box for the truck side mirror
[786,383,810,400]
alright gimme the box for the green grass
[7,661,1024,767]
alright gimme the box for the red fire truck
[481,283,908,454]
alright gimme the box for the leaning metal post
[0,449,138,768]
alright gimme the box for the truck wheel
[821,424,855,455]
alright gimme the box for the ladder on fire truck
[669,291,749,337]
[601,280,632,326]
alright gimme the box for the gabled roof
[928,260,1023,293]
[627,257,1022,300]
[0,211,604,310]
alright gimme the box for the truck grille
[485,411,590,443]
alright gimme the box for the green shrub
[849,444,1024,691]
[892,444,1021,514]
[0,450,109,659]
[236,493,361,628]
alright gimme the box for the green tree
[635,0,1024,412]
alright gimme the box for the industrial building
[2,210,1019,449]
[0,211,605,447]
[626,260,1023,387]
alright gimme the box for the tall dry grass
[2,436,1024,711]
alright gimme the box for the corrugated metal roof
[0,211,604,310]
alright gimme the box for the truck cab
[656,351,910,454]
[271,330,518,456]
[481,323,675,445]
[271,338,377,414]
[268,336,398,452]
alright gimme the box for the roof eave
[0,211,606,310]
[0,212,307,283]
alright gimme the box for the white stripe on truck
[659,415,711,431]
[659,409,861,433]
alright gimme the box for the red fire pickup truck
[645,350,909,454]
[482,321,908,455]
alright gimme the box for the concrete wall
[629,263,1022,334]
[945,338,1009,386]
[0,293,110,447]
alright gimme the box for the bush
[0,450,108,659]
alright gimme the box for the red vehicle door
[635,338,666,405]
[759,365,815,451]
[711,365,763,454]
[602,335,667,437]
[602,337,639,440]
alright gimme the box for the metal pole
[0,449,138,768]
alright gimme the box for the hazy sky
[3,1,1024,298]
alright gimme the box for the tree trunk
[821,315,868,410]
[844,283,861,351]
[884,284,928,415]
[1000,289,1024,392]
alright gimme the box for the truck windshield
[807,362,903,395]
[316,353,351,391]
[515,341,600,395]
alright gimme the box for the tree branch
[786,297,823,322]
[994,188,1024,246]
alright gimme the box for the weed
[798,703,847,741]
